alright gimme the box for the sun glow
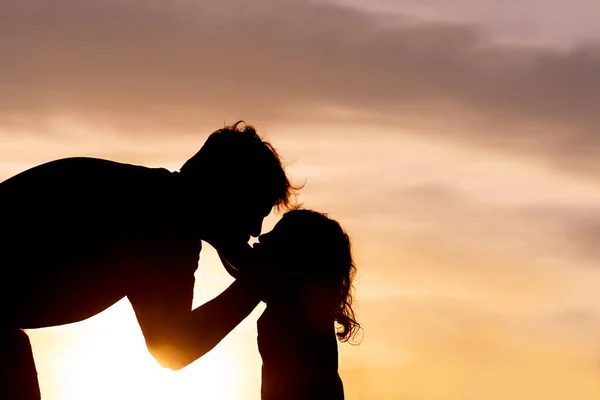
[29,300,246,400]
[25,241,264,400]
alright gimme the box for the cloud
[510,204,600,263]
[2,0,600,177]
[324,0,600,47]
[395,184,600,267]
[312,178,595,253]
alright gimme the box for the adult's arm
[205,239,257,279]
[209,239,275,296]
[126,237,261,371]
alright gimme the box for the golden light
[30,300,244,400]
[27,247,263,400]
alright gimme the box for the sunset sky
[2,1,600,399]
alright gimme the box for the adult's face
[205,192,275,245]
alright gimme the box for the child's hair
[277,209,361,342]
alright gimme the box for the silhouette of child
[250,209,360,400]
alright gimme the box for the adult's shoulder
[0,156,178,218]
[42,157,167,178]
[0,156,162,185]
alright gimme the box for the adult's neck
[172,170,211,239]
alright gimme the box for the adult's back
[0,157,185,329]
[0,157,178,238]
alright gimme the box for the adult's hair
[180,121,298,212]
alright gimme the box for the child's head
[255,209,360,342]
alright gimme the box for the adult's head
[180,121,298,243]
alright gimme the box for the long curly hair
[333,232,360,343]
[276,209,361,343]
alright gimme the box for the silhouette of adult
[0,121,296,400]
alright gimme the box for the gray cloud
[319,181,600,268]
[514,205,600,263]
[325,0,600,47]
[2,0,600,175]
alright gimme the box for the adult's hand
[210,239,275,300]
[217,251,241,279]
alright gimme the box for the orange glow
[29,300,245,400]
[7,124,600,400]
